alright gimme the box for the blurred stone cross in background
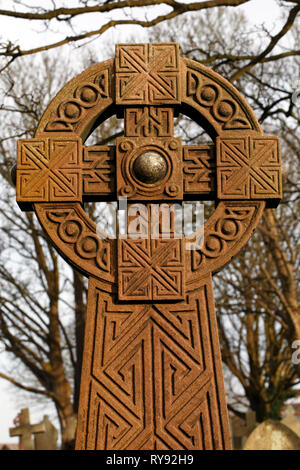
[14,43,282,450]
[9,408,45,450]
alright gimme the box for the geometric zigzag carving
[115,43,181,105]
[217,136,281,202]
[17,137,82,204]
[76,278,232,450]
[118,238,185,301]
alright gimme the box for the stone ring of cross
[15,43,282,450]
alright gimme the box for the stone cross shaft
[15,43,282,450]
[9,408,45,450]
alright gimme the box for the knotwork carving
[45,71,109,132]
[47,210,110,272]
[36,56,261,139]
[191,203,262,272]
[38,63,112,138]
[183,59,261,134]
[35,203,115,287]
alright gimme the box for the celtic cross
[15,43,281,450]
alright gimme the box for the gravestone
[231,411,256,450]
[14,43,282,450]
[34,415,58,450]
[9,408,45,450]
[282,405,300,438]
[243,419,300,450]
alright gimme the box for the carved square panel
[183,145,216,196]
[82,145,114,197]
[17,137,82,208]
[125,107,174,137]
[116,137,183,201]
[118,237,185,301]
[216,136,281,206]
[115,43,181,105]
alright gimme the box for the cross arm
[9,426,23,437]
[184,135,282,208]
[15,136,115,210]
[16,136,216,210]
[16,134,281,210]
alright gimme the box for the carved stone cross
[15,43,282,450]
[9,408,46,450]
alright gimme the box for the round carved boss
[33,55,267,292]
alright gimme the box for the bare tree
[0,52,96,448]
[0,1,299,72]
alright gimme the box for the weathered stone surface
[17,137,82,209]
[9,408,45,450]
[216,136,281,206]
[34,415,58,450]
[116,136,183,200]
[243,419,300,450]
[282,405,300,438]
[14,42,282,450]
[115,43,181,105]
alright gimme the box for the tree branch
[0,0,251,63]
[230,3,300,82]
[0,1,252,21]
[0,372,55,399]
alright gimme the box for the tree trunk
[261,210,300,356]
[48,268,76,449]
[73,269,86,414]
